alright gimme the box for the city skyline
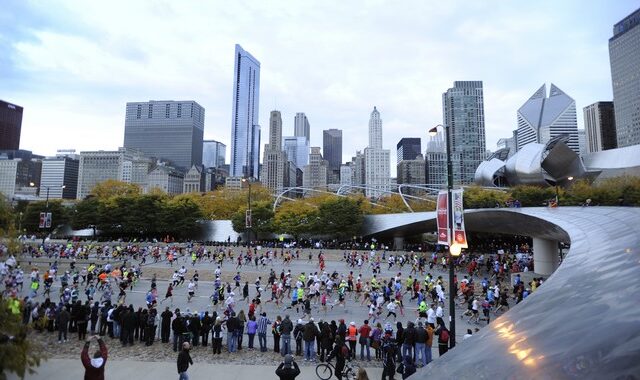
[0,2,636,177]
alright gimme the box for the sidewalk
[12,359,384,380]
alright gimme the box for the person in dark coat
[57,305,71,343]
[172,311,186,352]
[89,302,99,334]
[77,301,89,341]
[326,336,349,380]
[177,342,193,379]
[200,311,212,347]
[81,335,107,380]
[189,312,201,347]
[275,354,301,380]
[121,305,137,346]
[160,307,173,343]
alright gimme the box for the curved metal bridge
[368,207,640,379]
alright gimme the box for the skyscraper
[262,111,286,192]
[40,155,79,199]
[123,100,204,170]
[609,8,640,148]
[283,136,309,169]
[516,84,578,153]
[583,101,617,153]
[323,129,342,171]
[0,100,23,150]
[303,147,327,189]
[396,138,422,164]
[442,81,487,185]
[294,113,310,144]
[202,140,226,168]
[397,154,426,196]
[364,107,390,198]
[230,44,261,179]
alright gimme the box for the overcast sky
[1,1,636,176]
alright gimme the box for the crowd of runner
[1,238,541,378]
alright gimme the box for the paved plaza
[11,243,497,379]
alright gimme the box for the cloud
[0,0,633,178]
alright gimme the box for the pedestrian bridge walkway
[374,207,640,378]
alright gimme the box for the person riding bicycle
[326,335,350,379]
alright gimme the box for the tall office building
[262,111,286,192]
[583,101,617,153]
[294,113,311,144]
[77,148,152,199]
[364,107,390,198]
[230,44,261,179]
[123,100,204,170]
[283,136,309,169]
[442,81,487,185]
[397,154,426,195]
[609,8,640,148]
[202,140,226,168]
[397,138,422,164]
[577,129,587,156]
[516,83,578,153]
[0,100,23,150]
[351,151,365,187]
[340,164,353,186]
[426,133,446,185]
[303,147,327,189]
[40,155,79,199]
[323,129,342,171]
[147,165,184,195]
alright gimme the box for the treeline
[2,176,639,240]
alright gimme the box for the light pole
[429,123,459,349]
[242,177,253,248]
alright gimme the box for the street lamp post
[242,178,253,247]
[429,123,458,349]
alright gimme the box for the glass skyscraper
[123,100,204,170]
[442,81,486,185]
[322,129,342,171]
[396,137,422,164]
[230,44,261,179]
[202,140,226,168]
[0,100,23,150]
[609,8,640,148]
[516,84,578,153]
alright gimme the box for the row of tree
[2,176,640,240]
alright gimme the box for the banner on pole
[45,213,52,228]
[452,189,468,248]
[436,191,449,245]
[39,212,46,228]
[245,209,252,228]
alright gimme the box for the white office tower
[364,107,390,198]
[517,84,579,153]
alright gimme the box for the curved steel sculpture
[363,207,640,379]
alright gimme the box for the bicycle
[315,360,358,380]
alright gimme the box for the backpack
[439,329,449,343]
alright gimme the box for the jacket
[177,349,193,373]
[280,317,293,335]
[275,362,301,380]
[302,322,319,342]
[81,339,107,380]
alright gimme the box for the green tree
[509,185,555,207]
[161,196,203,238]
[316,197,363,240]
[231,201,275,237]
[273,201,318,239]
[22,200,69,234]
[71,196,100,230]
[0,194,13,232]
[89,179,141,199]
[0,299,43,380]
[464,186,510,208]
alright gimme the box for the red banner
[452,189,468,248]
[436,191,449,245]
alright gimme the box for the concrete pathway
[11,359,384,380]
